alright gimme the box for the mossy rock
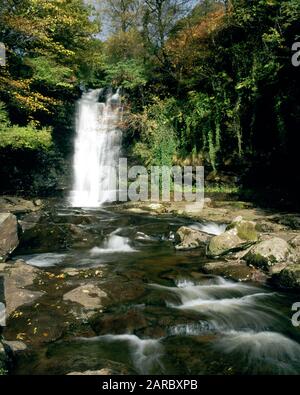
[226,218,258,242]
[245,237,295,270]
[207,229,254,257]
[276,264,300,289]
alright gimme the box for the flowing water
[5,206,300,375]
[70,89,122,207]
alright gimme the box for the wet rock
[244,237,296,270]
[17,220,94,254]
[62,268,80,277]
[17,222,68,253]
[63,284,107,311]
[276,264,300,289]
[67,368,114,375]
[0,213,19,262]
[202,260,268,283]
[90,309,148,335]
[0,196,43,215]
[103,280,146,304]
[175,226,210,250]
[18,211,42,233]
[0,260,44,316]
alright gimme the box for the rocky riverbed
[1,196,300,375]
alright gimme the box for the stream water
[5,205,300,375]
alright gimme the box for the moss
[236,222,258,241]
[226,220,258,241]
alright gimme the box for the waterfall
[70,89,122,207]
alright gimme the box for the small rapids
[150,275,300,374]
[90,235,136,255]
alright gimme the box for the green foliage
[26,57,74,88]
[104,60,147,90]
[132,98,178,166]
[0,126,52,151]
[0,102,52,151]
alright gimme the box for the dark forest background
[0,0,300,208]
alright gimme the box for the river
[4,204,300,375]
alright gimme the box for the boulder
[207,217,258,258]
[0,260,44,316]
[226,216,258,241]
[276,264,300,289]
[175,226,211,250]
[202,260,268,283]
[244,237,295,270]
[0,213,19,262]
[0,196,43,215]
[18,211,42,233]
[63,284,107,311]
[289,235,300,249]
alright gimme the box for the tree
[142,0,194,64]
[103,0,142,33]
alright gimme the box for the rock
[90,308,148,335]
[18,212,42,233]
[63,284,107,311]
[289,235,300,249]
[255,220,288,233]
[204,198,213,207]
[202,260,268,283]
[276,264,300,289]
[274,215,300,230]
[146,203,166,214]
[175,226,211,250]
[62,268,80,277]
[67,369,114,375]
[207,231,254,258]
[0,196,42,215]
[207,217,258,258]
[244,237,295,270]
[0,213,19,262]
[268,263,289,275]
[0,260,44,316]
[34,199,43,207]
[17,219,96,254]
[226,217,258,241]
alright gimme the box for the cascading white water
[70,88,122,207]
